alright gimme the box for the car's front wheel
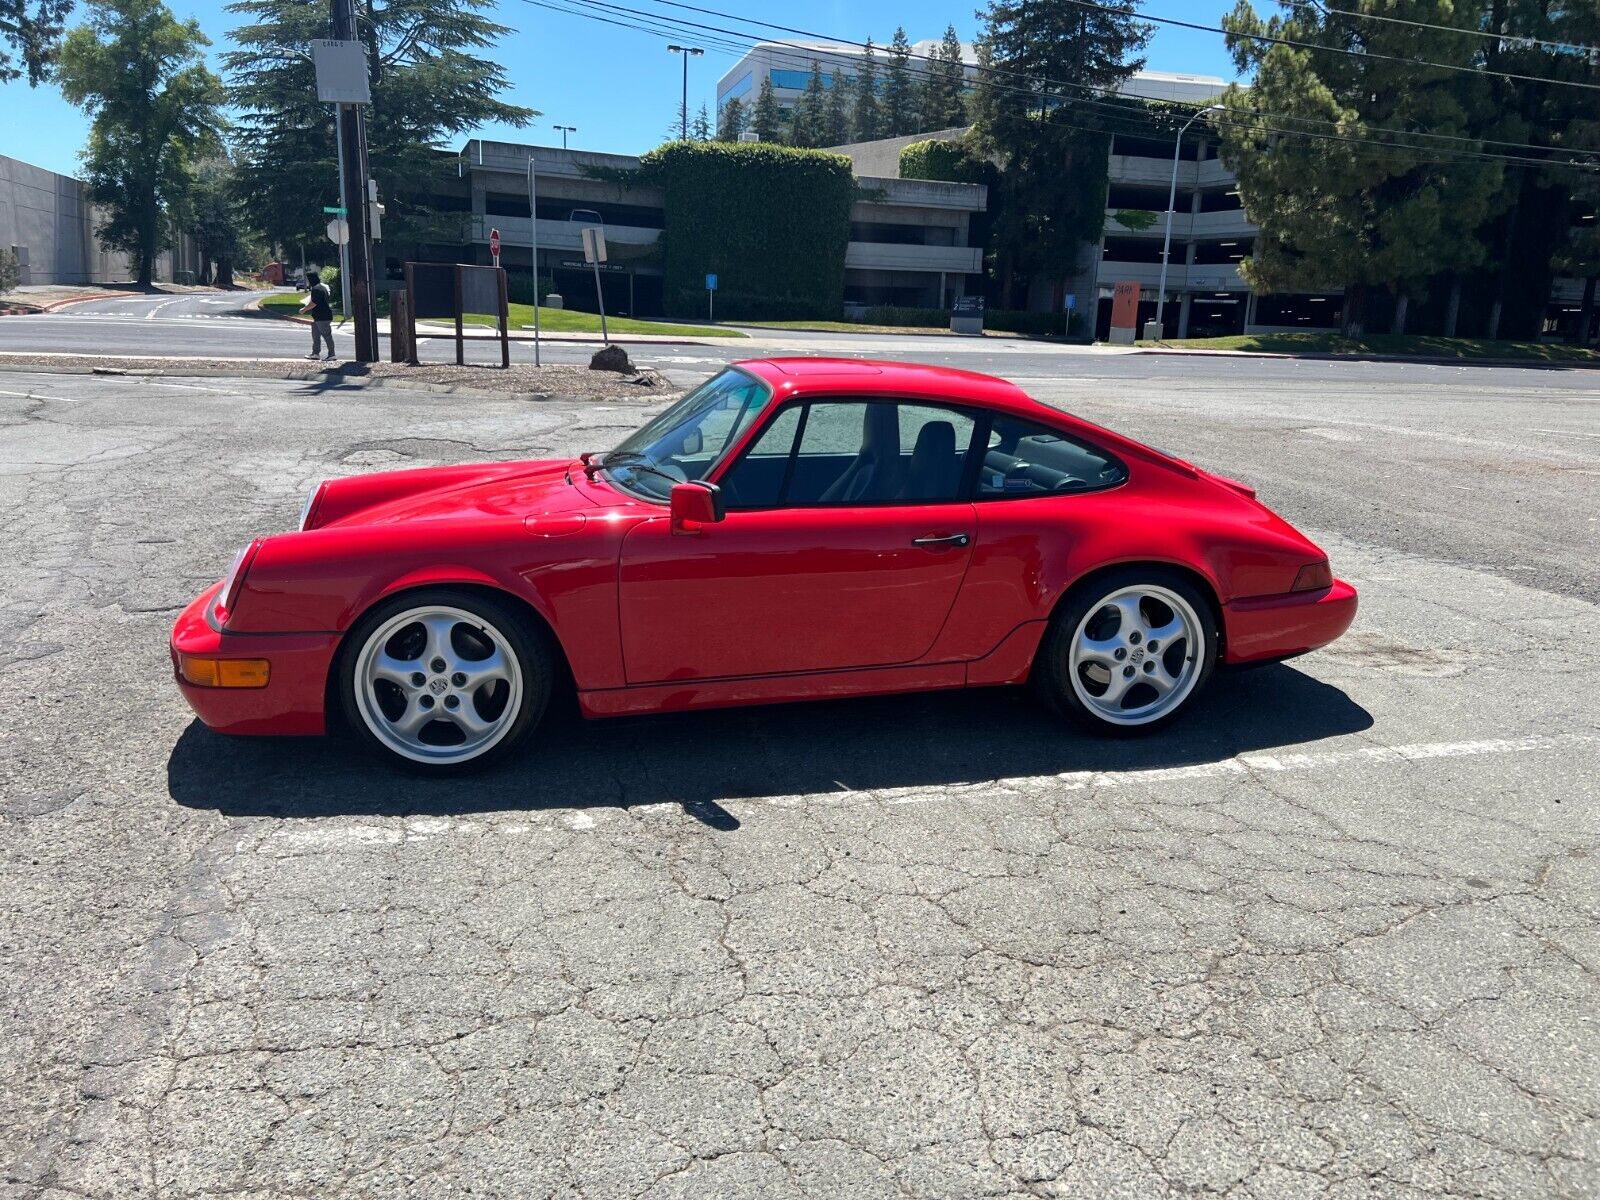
[1035,568,1217,735]
[339,588,550,774]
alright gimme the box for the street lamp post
[1153,103,1225,340]
[553,124,577,149]
[668,44,704,140]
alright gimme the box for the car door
[616,399,982,683]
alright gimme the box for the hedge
[843,305,1082,337]
[898,137,991,186]
[634,141,857,319]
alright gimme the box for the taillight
[1292,560,1334,592]
[213,539,262,626]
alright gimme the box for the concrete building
[716,40,977,123]
[438,139,986,315]
[1,153,200,286]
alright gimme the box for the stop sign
[489,227,501,259]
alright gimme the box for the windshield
[602,368,774,501]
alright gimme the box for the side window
[718,405,802,508]
[978,415,1127,498]
[722,400,981,507]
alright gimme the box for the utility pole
[331,0,378,361]
[668,45,703,141]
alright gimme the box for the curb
[1133,345,1600,370]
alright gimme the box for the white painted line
[256,733,1594,851]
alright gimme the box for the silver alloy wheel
[352,604,524,765]
[1067,584,1205,726]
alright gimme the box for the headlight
[297,480,327,531]
[213,539,262,627]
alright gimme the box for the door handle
[912,533,970,548]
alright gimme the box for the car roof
[734,358,1053,421]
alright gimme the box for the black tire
[337,586,552,775]
[1033,566,1218,736]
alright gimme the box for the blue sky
[0,0,1243,177]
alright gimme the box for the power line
[529,0,1600,171]
[600,0,1600,157]
[1310,0,1600,57]
[1054,0,1600,93]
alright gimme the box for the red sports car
[171,359,1357,773]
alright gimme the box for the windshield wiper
[583,451,682,490]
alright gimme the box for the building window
[721,70,754,101]
[1102,236,1167,265]
[1192,239,1252,265]
[1197,189,1244,213]
[769,68,853,90]
[1254,294,1343,328]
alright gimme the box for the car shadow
[167,665,1372,826]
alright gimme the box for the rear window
[978,414,1127,498]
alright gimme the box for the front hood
[315,458,625,529]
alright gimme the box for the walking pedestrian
[299,271,337,361]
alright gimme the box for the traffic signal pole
[331,0,378,361]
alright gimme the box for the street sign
[322,205,347,216]
[1064,293,1077,312]
[705,273,718,291]
[326,217,350,246]
[310,39,371,105]
[489,227,501,267]
[581,226,608,265]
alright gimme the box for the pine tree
[57,0,225,286]
[224,0,533,258]
[752,75,782,143]
[691,101,712,141]
[716,96,747,142]
[792,59,828,147]
[823,65,851,146]
[883,27,921,137]
[851,37,881,142]
[1217,1,1503,335]
[972,0,1150,303]
[921,24,967,131]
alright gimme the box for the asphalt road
[1,360,1598,1198]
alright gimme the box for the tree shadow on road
[167,664,1372,824]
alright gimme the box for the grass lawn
[739,319,958,335]
[1146,331,1600,364]
[466,304,745,338]
[260,294,743,339]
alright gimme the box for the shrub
[855,306,951,327]
[506,272,557,306]
[0,248,20,296]
[632,141,857,319]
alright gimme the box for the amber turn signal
[1292,561,1334,592]
[179,655,271,688]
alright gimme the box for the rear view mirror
[679,428,704,456]
[670,481,725,534]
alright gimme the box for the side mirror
[679,428,704,456]
[669,481,725,534]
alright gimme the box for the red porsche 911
[171,359,1357,773]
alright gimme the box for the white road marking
[257,732,1594,851]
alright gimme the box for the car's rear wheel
[340,588,550,774]
[1035,568,1216,735]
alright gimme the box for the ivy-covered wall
[899,138,990,186]
[636,141,857,320]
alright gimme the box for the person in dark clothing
[299,270,337,360]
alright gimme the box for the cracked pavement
[0,361,1597,1199]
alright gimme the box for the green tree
[823,64,851,146]
[972,0,1150,306]
[851,37,881,141]
[920,24,967,131]
[57,0,224,286]
[224,0,533,262]
[752,74,782,143]
[1218,1,1504,335]
[716,95,746,142]
[1,0,74,83]
[792,59,828,148]
[691,101,711,142]
[186,157,256,287]
[883,26,921,137]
